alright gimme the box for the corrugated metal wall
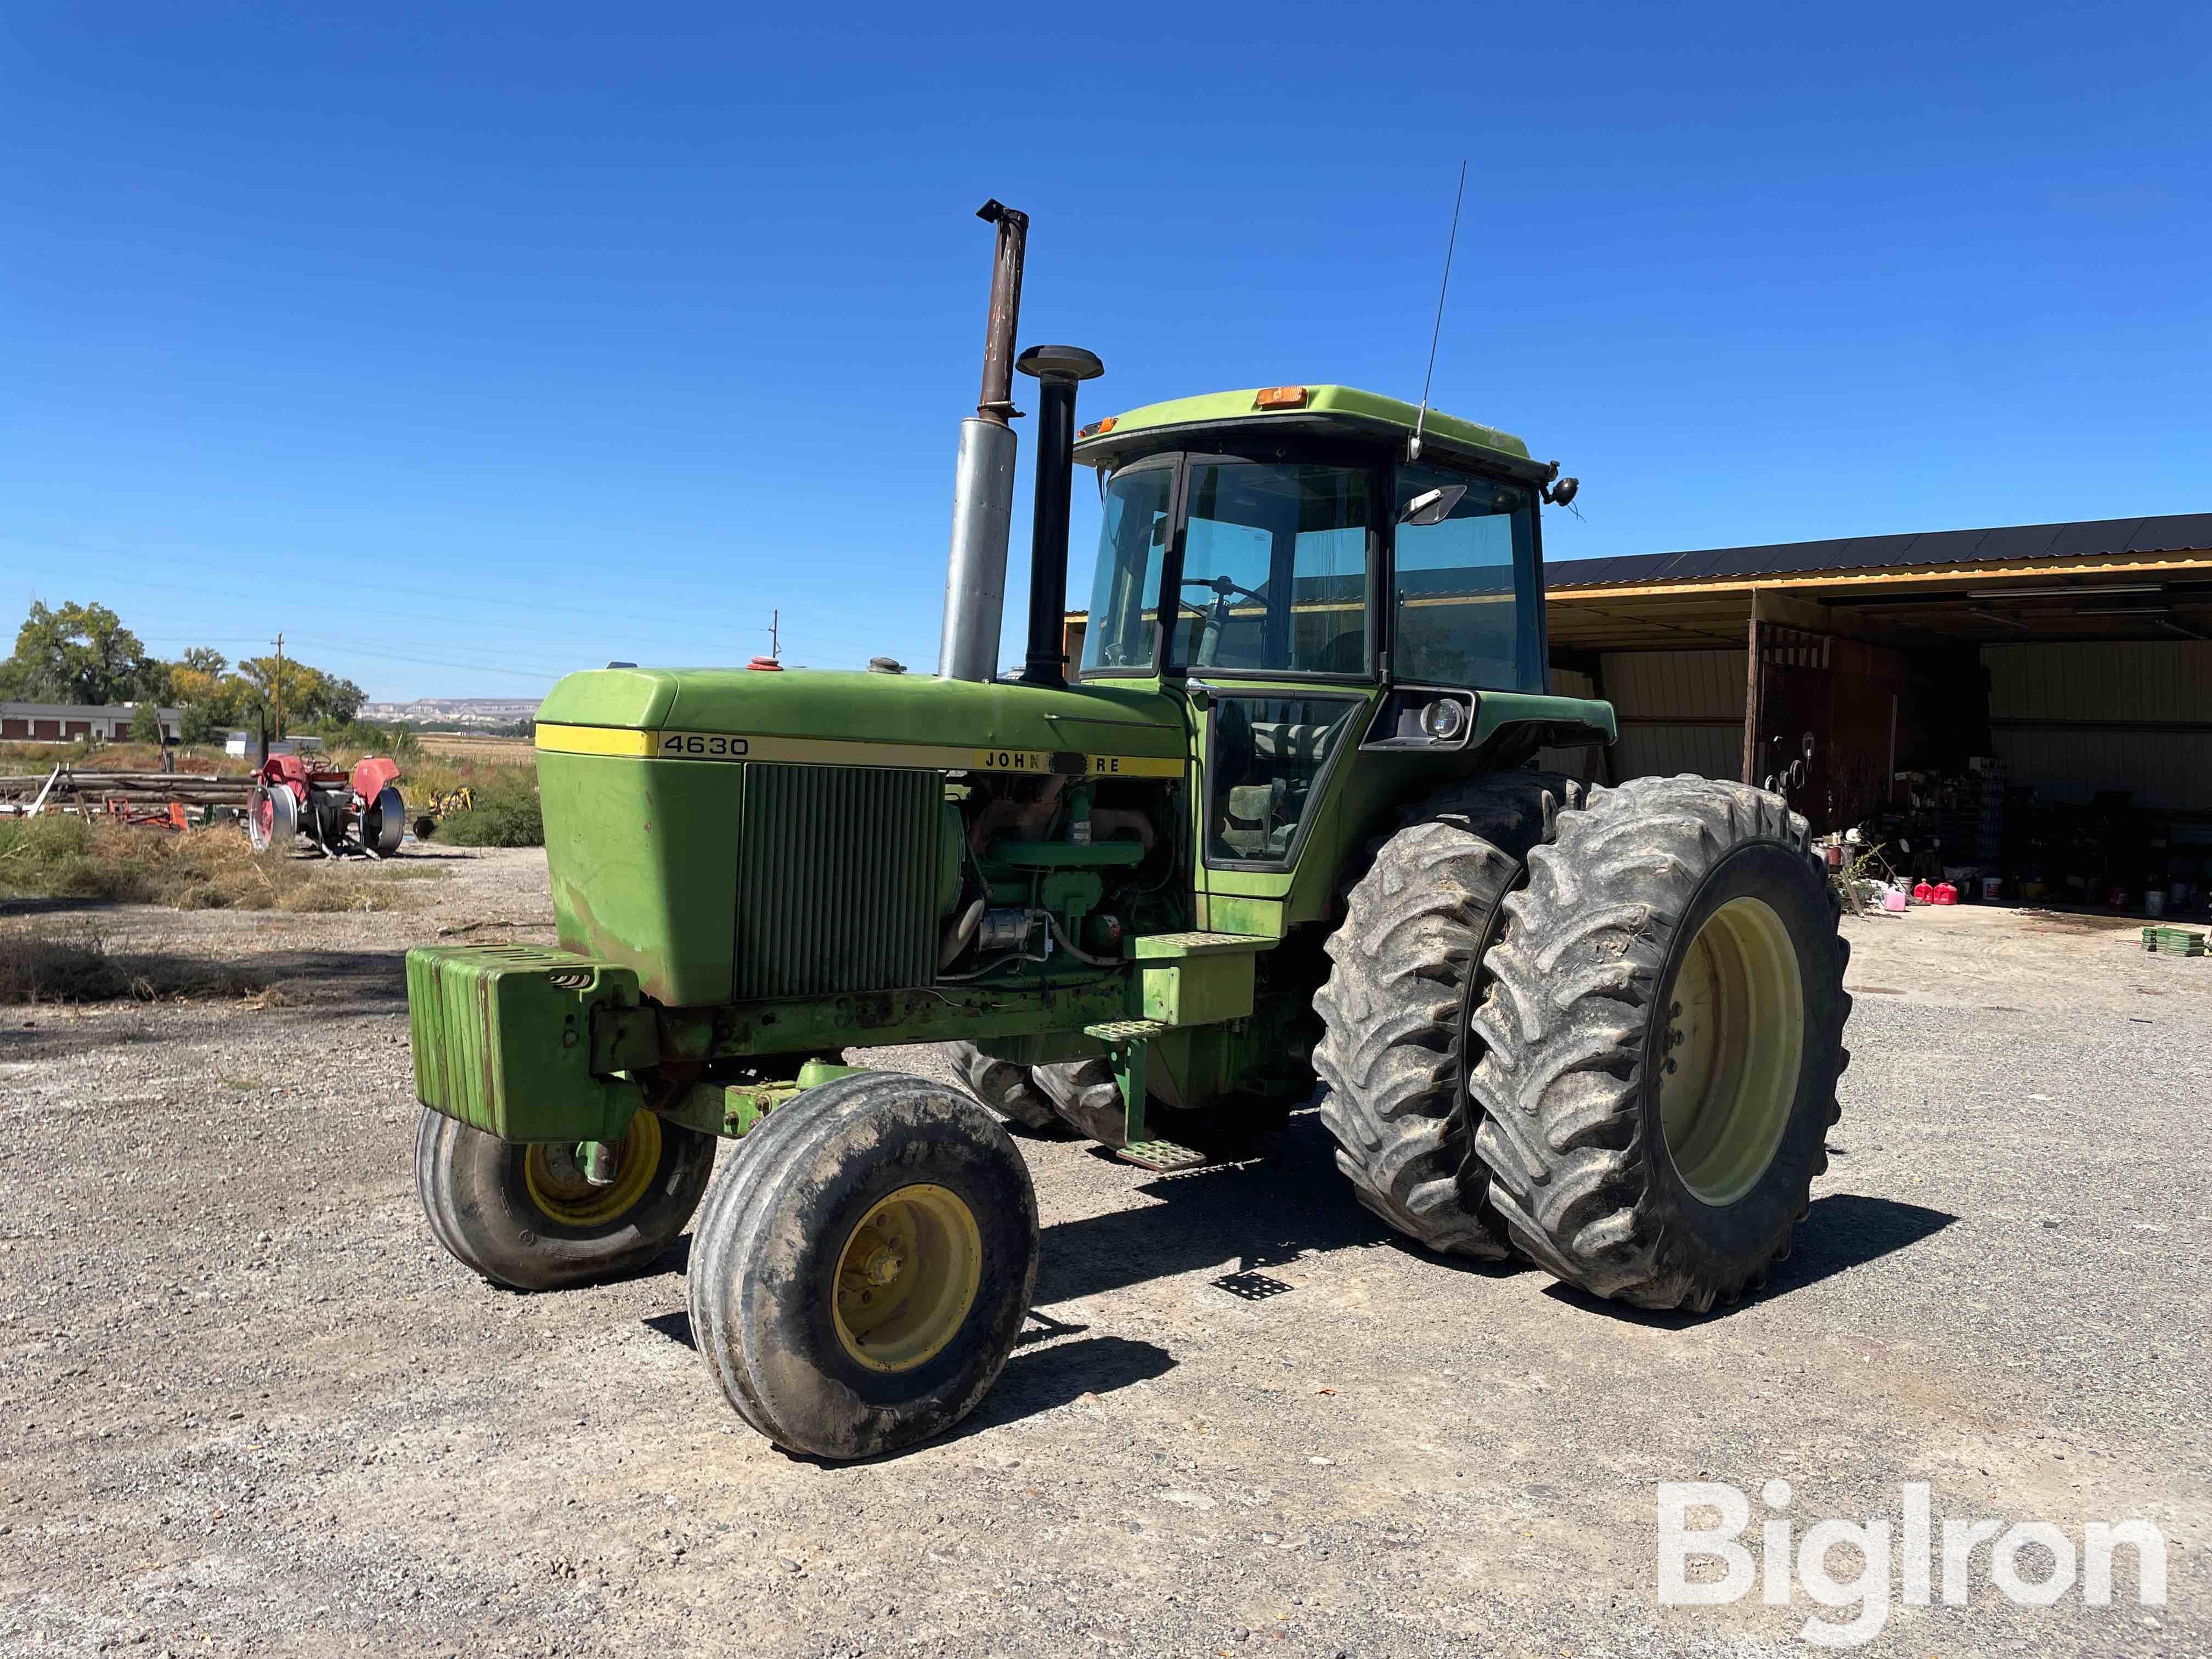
[1538,651,1748,783]
[1605,648,1747,783]
[1984,641,2212,809]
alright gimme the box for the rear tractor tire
[687,1072,1039,1460]
[415,1106,716,1291]
[1469,775,1851,1311]
[1312,774,1583,1257]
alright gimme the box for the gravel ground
[1,849,2206,1657]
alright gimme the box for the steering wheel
[1181,575,1265,602]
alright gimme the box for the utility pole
[272,633,284,742]
[771,610,780,662]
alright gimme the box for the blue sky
[3,4,2207,700]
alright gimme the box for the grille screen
[733,764,942,999]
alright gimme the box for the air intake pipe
[1014,343,1105,688]
[936,200,1029,682]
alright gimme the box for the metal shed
[1545,511,2212,902]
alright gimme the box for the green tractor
[407,204,1850,1460]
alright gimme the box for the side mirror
[1398,484,1468,527]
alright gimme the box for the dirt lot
[2,851,2206,1657]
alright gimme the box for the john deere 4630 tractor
[408,204,1850,1460]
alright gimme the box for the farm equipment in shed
[247,755,407,857]
[404,204,1852,1460]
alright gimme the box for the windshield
[1170,461,1372,674]
[1079,462,1175,674]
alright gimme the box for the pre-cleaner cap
[1015,344,1104,383]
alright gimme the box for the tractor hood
[535,667,1188,776]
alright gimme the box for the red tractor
[246,755,407,858]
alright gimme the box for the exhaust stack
[1015,343,1104,689]
[936,200,1030,682]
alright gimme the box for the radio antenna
[1410,159,1468,462]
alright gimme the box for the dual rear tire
[1315,773,1850,1312]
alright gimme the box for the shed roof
[1546,512,2212,591]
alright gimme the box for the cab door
[1165,452,1384,929]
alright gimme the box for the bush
[435,775,544,847]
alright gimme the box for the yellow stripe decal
[536,723,1182,778]
[534,724,659,758]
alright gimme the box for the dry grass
[0,816,434,912]
[411,732,535,759]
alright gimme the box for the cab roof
[1071,384,1542,481]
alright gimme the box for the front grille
[733,764,942,1000]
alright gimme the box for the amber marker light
[1254,386,1308,409]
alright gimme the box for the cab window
[1170,461,1372,675]
[1392,465,1538,690]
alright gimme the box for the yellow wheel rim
[523,1111,662,1228]
[832,1184,982,1374]
[1659,896,1805,1207]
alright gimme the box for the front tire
[686,1072,1039,1460]
[415,1107,716,1291]
[1468,776,1851,1311]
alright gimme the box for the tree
[129,701,163,744]
[3,601,156,705]
[235,657,366,730]
[179,702,225,746]
[320,673,365,725]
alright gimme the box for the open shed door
[1746,616,1907,836]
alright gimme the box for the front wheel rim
[523,1111,662,1228]
[832,1184,982,1374]
[1658,895,1805,1207]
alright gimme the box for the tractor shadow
[0,945,408,1047]
[1538,1192,1959,1328]
[639,1305,1175,1463]
[1031,1110,1515,1309]
[1040,1118,1957,1321]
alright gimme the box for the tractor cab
[1069,385,1599,926]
